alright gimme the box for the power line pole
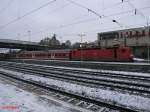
[78,34,86,62]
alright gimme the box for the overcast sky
[0,0,150,43]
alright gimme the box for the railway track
[0,61,150,111]
[6,59,150,73]
[0,61,150,97]
[0,69,138,112]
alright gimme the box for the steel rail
[0,63,150,95]
[1,62,150,82]
[21,63,150,82]
[6,59,150,73]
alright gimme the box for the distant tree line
[39,34,98,49]
[39,34,71,48]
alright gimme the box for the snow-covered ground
[0,68,150,112]
[0,77,92,112]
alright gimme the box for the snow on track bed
[0,75,98,112]
[0,70,127,112]
[0,67,150,111]
[0,76,86,112]
[1,61,150,96]
[2,65,150,96]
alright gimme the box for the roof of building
[98,26,150,35]
[0,39,39,45]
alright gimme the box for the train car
[14,47,133,62]
[16,51,48,59]
[48,49,71,60]
[71,47,133,62]
[16,49,71,60]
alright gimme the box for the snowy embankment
[0,68,150,111]
[0,80,74,112]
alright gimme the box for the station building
[97,26,150,59]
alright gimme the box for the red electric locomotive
[71,47,133,61]
[15,47,134,62]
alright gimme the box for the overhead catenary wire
[0,0,149,32]
[4,21,148,42]
[103,0,134,10]
[65,0,126,28]
[1,0,150,41]
[14,14,128,38]
[0,0,128,36]
[2,5,150,39]
[41,5,150,31]
[8,13,150,40]
[66,0,102,19]
[48,2,70,14]
[0,0,56,30]
[127,0,150,25]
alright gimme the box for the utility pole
[78,34,86,62]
